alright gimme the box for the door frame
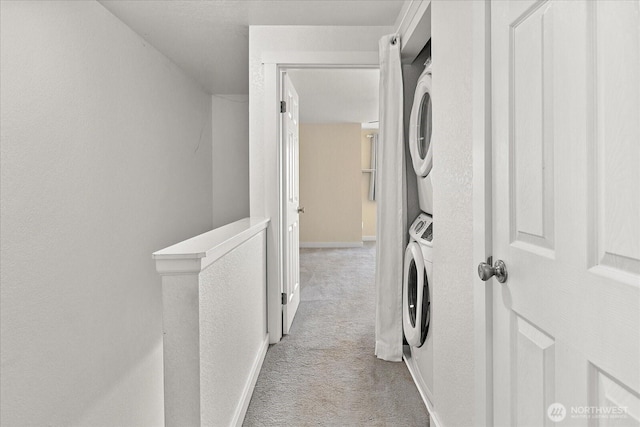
[472,1,493,426]
[261,52,379,344]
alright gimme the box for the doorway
[281,67,380,334]
[256,50,380,344]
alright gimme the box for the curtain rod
[392,0,416,45]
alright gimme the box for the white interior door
[490,1,640,426]
[282,72,301,335]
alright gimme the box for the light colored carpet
[243,243,429,426]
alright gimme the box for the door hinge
[281,292,288,305]
[280,101,286,113]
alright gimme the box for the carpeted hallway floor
[243,243,429,426]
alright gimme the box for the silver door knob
[478,259,508,283]
[297,206,305,214]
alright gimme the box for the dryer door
[409,71,433,177]
[419,258,432,348]
[403,242,428,347]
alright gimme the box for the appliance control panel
[410,212,433,246]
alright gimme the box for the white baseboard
[299,242,363,248]
[232,334,269,427]
[403,346,443,427]
[362,236,377,242]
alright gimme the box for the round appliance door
[403,242,430,347]
[409,70,433,177]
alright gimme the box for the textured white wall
[212,94,250,228]
[200,232,267,425]
[0,2,213,426]
[431,2,475,426]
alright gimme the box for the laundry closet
[400,35,435,412]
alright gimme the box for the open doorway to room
[282,68,380,333]
[288,69,378,250]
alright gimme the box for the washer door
[403,242,430,347]
[409,70,433,177]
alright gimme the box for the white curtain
[374,34,406,362]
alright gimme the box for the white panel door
[490,1,640,426]
[282,73,300,334]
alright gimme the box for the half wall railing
[153,217,270,426]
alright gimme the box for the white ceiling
[98,0,404,94]
[288,69,379,124]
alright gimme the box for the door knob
[297,206,305,214]
[477,257,508,283]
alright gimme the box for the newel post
[154,258,205,426]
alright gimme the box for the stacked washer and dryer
[403,59,435,406]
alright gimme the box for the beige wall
[361,130,378,238]
[299,123,362,244]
